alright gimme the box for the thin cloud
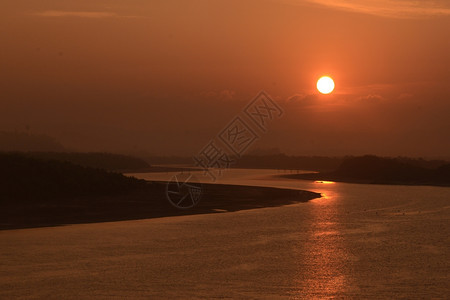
[286,93,319,107]
[31,10,138,19]
[357,94,384,102]
[284,0,450,18]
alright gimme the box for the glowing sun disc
[317,76,335,94]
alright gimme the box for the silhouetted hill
[235,154,343,171]
[0,153,147,202]
[141,155,194,165]
[20,152,151,172]
[334,155,433,182]
[281,155,450,186]
[436,164,450,179]
[0,153,320,229]
[395,157,450,170]
[0,131,65,152]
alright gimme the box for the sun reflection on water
[314,180,336,184]
[292,185,350,298]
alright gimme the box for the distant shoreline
[279,173,450,187]
[278,155,450,187]
[123,165,200,173]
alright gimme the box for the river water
[0,168,449,298]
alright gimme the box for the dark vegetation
[235,154,343,171]
[0,153,320,229]
[15,152,196,173]
[282,155,450,186]
[20,151,151,172]
[0,153,148,201]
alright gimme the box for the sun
[317,76,335,94]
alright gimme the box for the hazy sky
[1,0,449,157]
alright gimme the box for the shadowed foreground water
[0,169,449,298]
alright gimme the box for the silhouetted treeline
[284,155,450,186]
[395,157,450,170]
[236,154,450,172]
[336,156,450,184]
[335,156,431,182]
[142,155,194,165]
[0,153,148,202]
[0,153,321,230]
[436,163,450,179]
[234,154,344,171]
[17,151,151,171]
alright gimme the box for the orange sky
[1,0,449,157]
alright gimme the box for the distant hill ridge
[0,131,64,152]
[0,153,148,202]
[19,151,150,172]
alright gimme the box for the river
[0,168,448,298]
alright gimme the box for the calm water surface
[0,169,448,298]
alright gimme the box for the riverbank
[0,182,320,230]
